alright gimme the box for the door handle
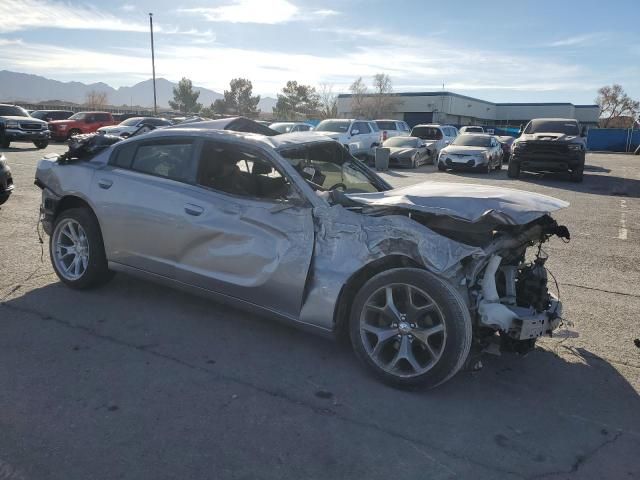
[184,204,204,216]
[98,179,113,189]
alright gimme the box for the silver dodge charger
[35,129,570,388]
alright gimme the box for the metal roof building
[337,91,600,128]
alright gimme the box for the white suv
[314,119,381,158]
[409,124,459,164]
[375,119,411,142]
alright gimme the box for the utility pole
[149,13,157,115]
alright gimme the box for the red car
[48,111,116,140]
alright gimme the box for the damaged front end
[343,182,571,353]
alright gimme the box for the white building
[337,91,600,128]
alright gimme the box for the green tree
[273,81,320,119]
[211,78,260,117]
[169,77,202,114]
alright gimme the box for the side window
[130,140,195,182]
[369,122,379,132]
[85,114,96,123]
[111,142,137,169]
[197,141,291,201]
[97,114,110,122]
[299,124,311,131]
[353,122,371,134]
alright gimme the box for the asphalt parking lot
[1,143,639,480]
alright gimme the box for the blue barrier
[587,128,640,152]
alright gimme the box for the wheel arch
[333,255,421,341]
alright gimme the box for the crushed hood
[345,181,569,225]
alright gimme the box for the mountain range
[0,70,277,112]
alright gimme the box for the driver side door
[173,140,315,319]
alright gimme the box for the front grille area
[19,122,43,131]
[518,142,570,156]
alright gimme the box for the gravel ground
[1,143,639,480]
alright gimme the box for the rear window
[452,135,491,147]
[375,121,397,130]
[410,126,443,140]
[525,120,579,135]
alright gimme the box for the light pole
[149,12,157,115]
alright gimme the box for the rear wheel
[0,137,10,148]
[33,140,49,149]
[507,160,521,178]
[349,268,472,389]
[437,163,446,171]
[50,208,114,289]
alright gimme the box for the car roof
[132,127,336,150]
[412,124,451,128]
[529,118,578,122]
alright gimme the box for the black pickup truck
[0,104,50,149]
[508,118,587,182]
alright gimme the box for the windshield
[120,117,143,126]
[314,120,350,133]
[410,126,442,140]
[0,105,29,117]
[69,113,87,120]
[279,142,385,195]
[525,120,579,135]
[451,135,491,147]
[270,123,295,133]
[383,137,419,148]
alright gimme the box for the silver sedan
[35,129,570,388]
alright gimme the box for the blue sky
[0,0,638,103]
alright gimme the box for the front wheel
[1,137,10,148]
[33,140,49,149]
[507,160,520,178]
[570,167,584,182]
[67,129,82,139]
[349,268,472,389]
[50,208,114,289]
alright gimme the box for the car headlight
[568,144,583,151]
[5,120,19,128]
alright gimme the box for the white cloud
[121,4,136,13]
[178,0,339,24]
[0,34,599,97]
[0,0,148,33]
[0,0,214,38]
[179,0,299,24]
[546,33,608,47]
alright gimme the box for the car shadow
[3,275,639,477]
[517,171,640,197]
[0,146,40,153]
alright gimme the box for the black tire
[437,163,446,171]
[507,160,520,178]
[33,140,49,149]
[1,137,10,148]
[570,167,584,182]
[349,268,472,389]
[0,193,9,206]
[50,207,114,289]
[67,129,82,139]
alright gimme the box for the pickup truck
[48,112,116,141]
[0,104,50,149]
[509,118,587,182]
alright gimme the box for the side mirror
[350,129,360,136]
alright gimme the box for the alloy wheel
[52,218,90,281]
[359,283,447,378]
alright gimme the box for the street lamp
[149,13,157,115]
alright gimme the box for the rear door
[173,140,315,318]
[91,136,198,278]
